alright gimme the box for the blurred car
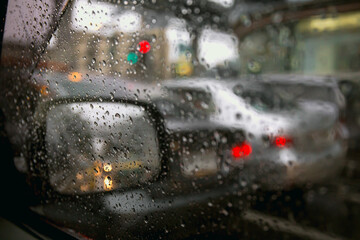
[0,0,358,239]
[156,77,347,189]
[259,74,346,111]
[0,1,252,239]
[257,73,350,148]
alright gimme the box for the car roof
[332,72,360,83]
[258,74,338,87]
[227,74,338,88]
[163,74,339,92]
[162,78,225,91]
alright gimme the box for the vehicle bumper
[232,141,347,190]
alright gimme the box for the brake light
[274,136,292,148]
[232,142,252,159]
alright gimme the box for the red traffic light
[138,40,151,54]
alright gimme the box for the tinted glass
[1,0,360,239]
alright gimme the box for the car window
[2,0,360,239]
[270,83,336,102]
[233,83,296,111]
[167,88,216,119]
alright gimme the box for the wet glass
[1,0,360,239]
[46,102,160,194]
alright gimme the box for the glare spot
[68,72,82,82]
[40,85,49,96]
[104,176,113,190]
[104,163,112,172]
[93,166,101,176]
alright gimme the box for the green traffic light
[127,52,138,64]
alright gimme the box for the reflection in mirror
[46,102,160,194]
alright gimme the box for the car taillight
[232,142,252,159]
[274,136,292,148]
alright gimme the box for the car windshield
[2,0,360,240]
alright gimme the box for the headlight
[45,102,160,194]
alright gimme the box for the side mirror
[30,100,166,195]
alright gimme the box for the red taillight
[232,142,252,159]
[274,136,292,148]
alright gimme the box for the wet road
[238,150,360,240]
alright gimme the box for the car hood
[33,72,163,102]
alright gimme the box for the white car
[157,78,348,189]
